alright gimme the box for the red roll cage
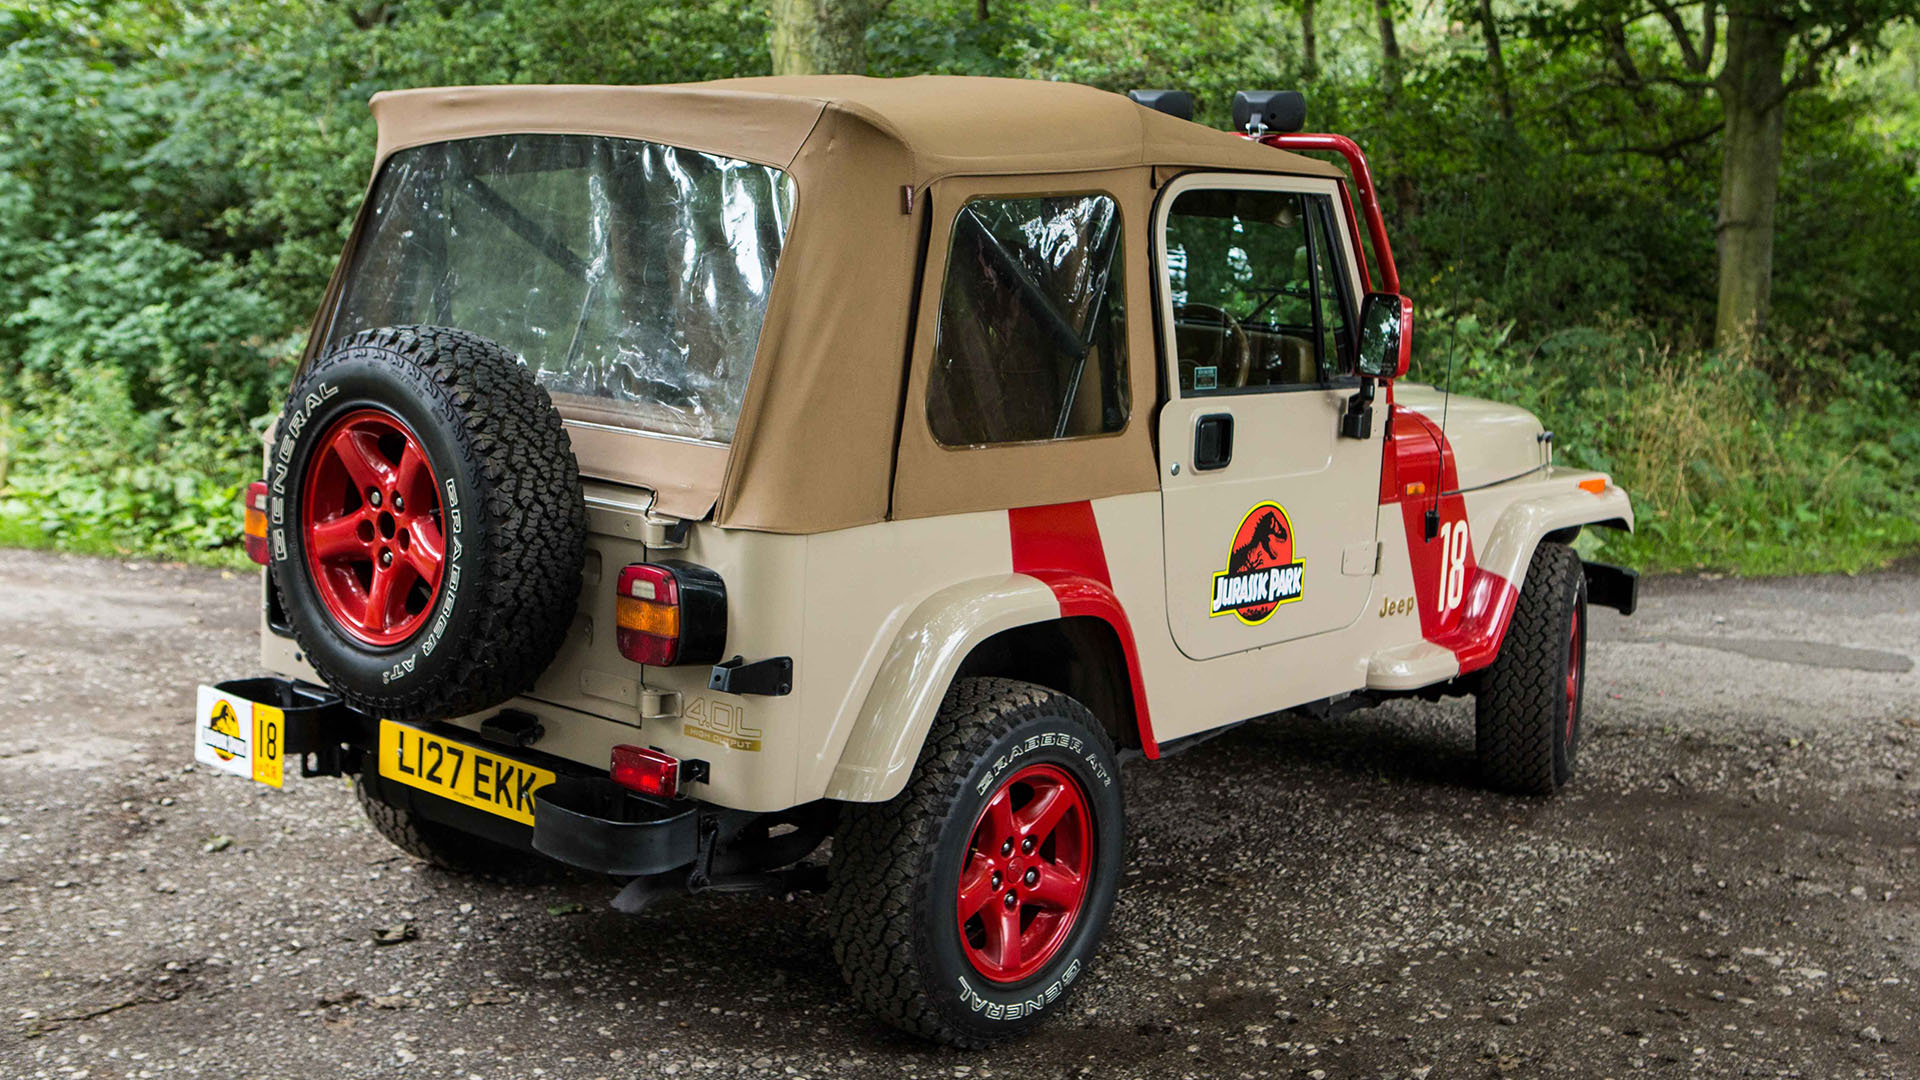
[1254,133,1400,296]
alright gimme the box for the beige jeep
[196,76,1636,1046]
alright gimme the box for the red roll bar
[1254,133,1400,295]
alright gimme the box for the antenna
[1425,197,1466,542]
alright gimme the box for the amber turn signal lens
[1578,476,1609,494]
[243,481,270,565]
[616,595,681,637]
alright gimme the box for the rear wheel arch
[953,616,1141,755]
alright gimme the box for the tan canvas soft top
[331,77,1346,533]
[368,76,1343,185]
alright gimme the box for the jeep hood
[1394,383,1550,491]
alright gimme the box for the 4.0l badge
[1210,501,1305,625]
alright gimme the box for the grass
[0,514,253,570]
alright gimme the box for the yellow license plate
[376,720,555,827]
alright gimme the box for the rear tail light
[243,481,270,565]
[615,561,726,666]
[610,744,681,799]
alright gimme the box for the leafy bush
[0,214,293,556]
[1412,316,1920,574]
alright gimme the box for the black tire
[1475,541,1588,795]
[267,326,586,722]
[353,777,557,881]
[825,677,1125,1047]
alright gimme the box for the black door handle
[1193,413,1234,471]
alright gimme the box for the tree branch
[1648,0,1705,71]
[1699,0,1718,72]
[1605,21,1644,86]
[1573,120,1722,159]
[1783,22,1863,96]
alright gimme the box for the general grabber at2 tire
[1475,541,1588,796]
[267,326,586,722]
[825,677,1125,1047]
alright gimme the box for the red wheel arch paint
[1007,502,1159,758]
[1382,406,1519,676]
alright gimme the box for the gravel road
[1,548,1916,1078]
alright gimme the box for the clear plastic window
[1166,189,1351,395]
[928,195,1129,447]
[326,134,796,444]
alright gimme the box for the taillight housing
[615,561,725,666]
[243,481,270,565]
[610,744,681,799]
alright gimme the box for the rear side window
[326,134,795,444]
[927,195,1129,447]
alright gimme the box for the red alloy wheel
[301,408,446,647]
[1565,604,1583,744]
[956,763,1094,984]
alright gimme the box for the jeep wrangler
[196,76,1637,1046]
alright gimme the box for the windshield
[325,134,796,444]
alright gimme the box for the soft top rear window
[325,134,796,444]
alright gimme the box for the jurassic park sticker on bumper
[192,684,285,788]
[1210,501,1305,625]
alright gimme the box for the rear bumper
[209,677,704,876]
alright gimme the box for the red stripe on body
[1007,502,1159,758]
[1384,406,1518,676]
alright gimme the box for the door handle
[1193,413,1234,471]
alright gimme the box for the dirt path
[1,548,1915,1078]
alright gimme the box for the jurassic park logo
[1209,501,1305,625]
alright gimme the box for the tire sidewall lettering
[975,729,1108,797]
[383,475,465,680]
[953,957,1080,1021]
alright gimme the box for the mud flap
[1582,561,1638,616]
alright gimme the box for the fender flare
[1451,481,1634,674]
[821,571,1153,803]
[822,575,1062,803]
[1477,483,1634,590]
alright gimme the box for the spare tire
[266,326,586,722]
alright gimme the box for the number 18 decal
[1437,519,1470,615]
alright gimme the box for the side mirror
[1356,292,1413,379]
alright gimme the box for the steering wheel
[1174,303,1251,389]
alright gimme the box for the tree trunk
[769,0,885,75]
[1301,0,1319,80]
[1713,12,1790,347]
[977,0,989,20]
[1476,0,1513,123]
[1373,0,1402,95]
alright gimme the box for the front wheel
[825,678,1124,1046]
[1475,541,1588,795]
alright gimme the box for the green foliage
[1413,316,1920,574]
[0,0,769,561]
[1,0,1916,574]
